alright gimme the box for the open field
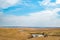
[0,28,60,40]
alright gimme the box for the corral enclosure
[0,28,60,40]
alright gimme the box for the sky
[0,0,60,27]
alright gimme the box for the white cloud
[39,0,50,5]
[56,0,60,4]
[38,0,57,10]
[1,8,60,27]
[0,0,19,9]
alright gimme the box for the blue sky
[0,0,60,27]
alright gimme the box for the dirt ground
[0,28,60,40]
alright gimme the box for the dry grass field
[0,28,60,40]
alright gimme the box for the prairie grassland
[0,28,60,40]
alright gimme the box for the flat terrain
[0,28,60,40]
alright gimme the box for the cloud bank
[1,8,60,27]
